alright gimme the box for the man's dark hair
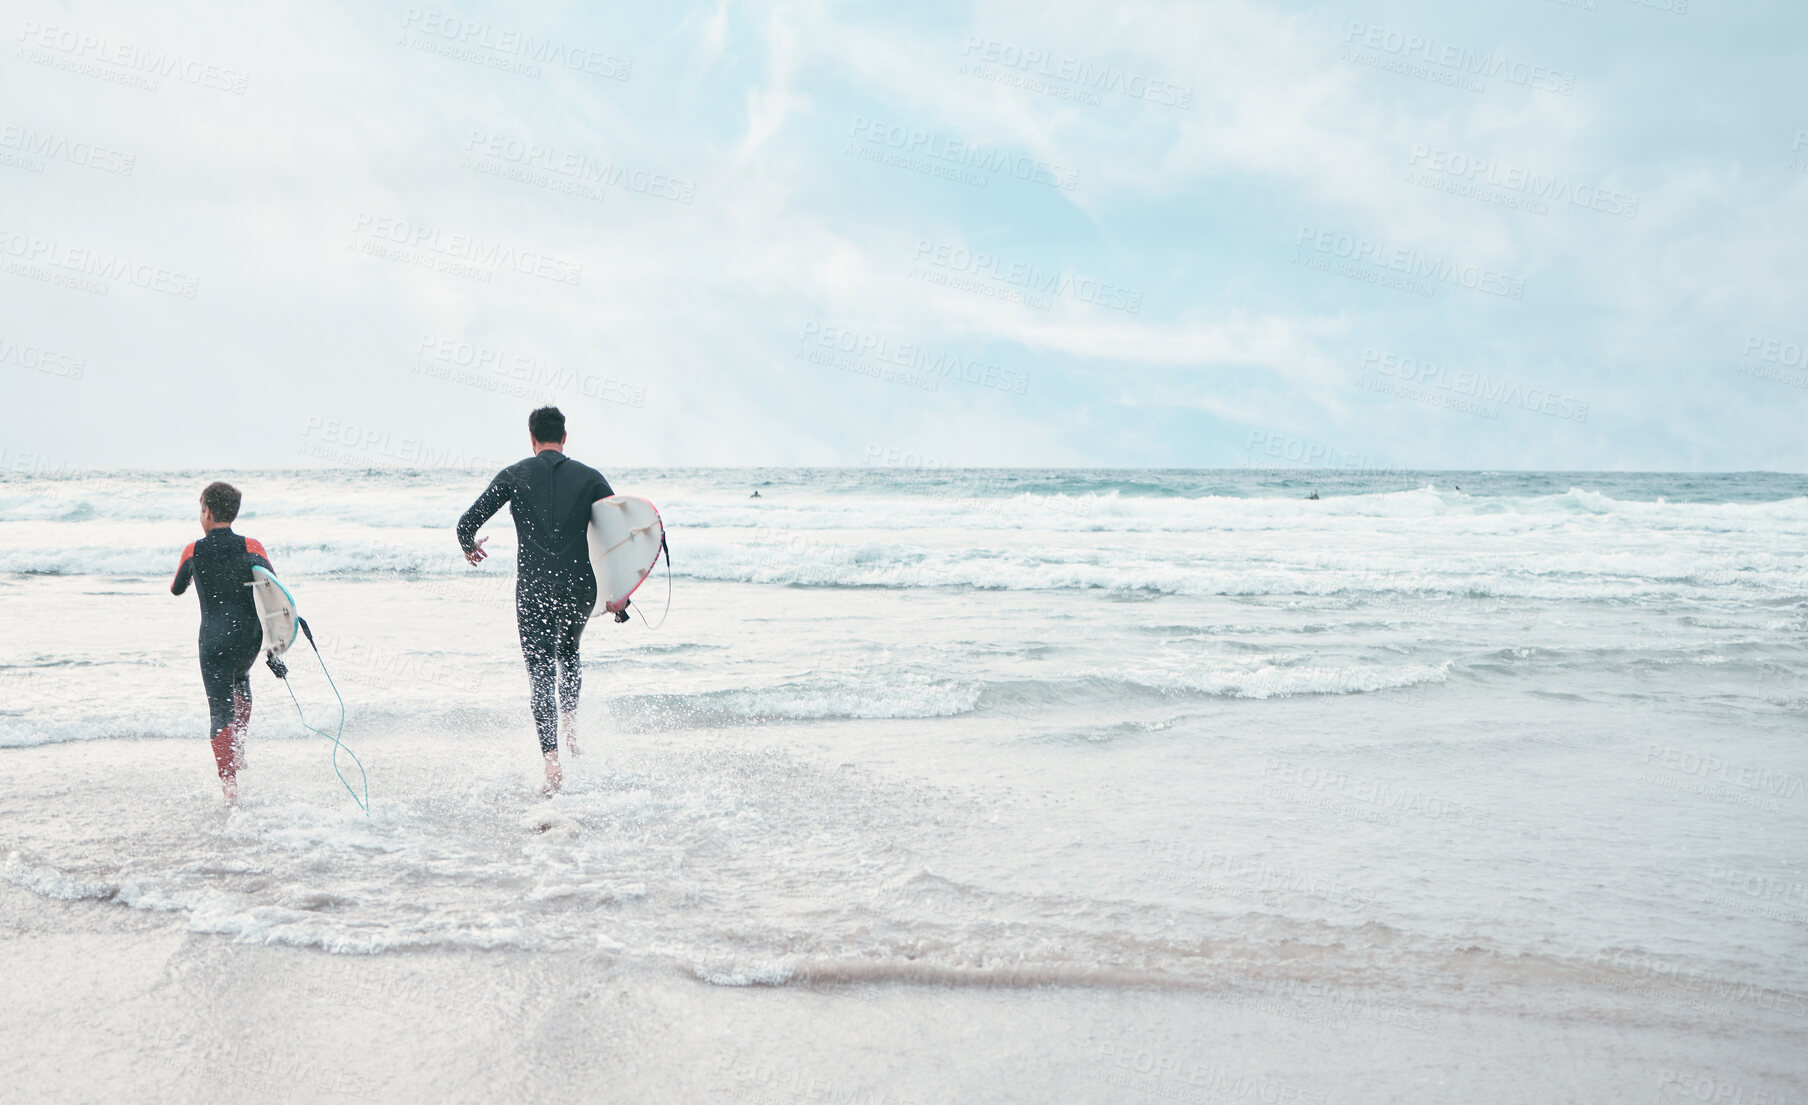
[200,481,241,523]
[528,406,566,444]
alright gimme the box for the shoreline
[5,877,1805,1104]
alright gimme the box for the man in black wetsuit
[456,407,614,794]
[170,481,274,802]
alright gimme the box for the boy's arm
[457,470,513,556]
[244,537,274,574]
[170,542,196,595]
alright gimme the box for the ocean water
[2,467,1806,1090]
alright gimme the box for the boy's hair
[200,481,242,523]
[528,406,566,444]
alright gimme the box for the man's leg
[555,600,590,757]
[517,588,564,793]
[521,633,560,755]
[553,578,596,759]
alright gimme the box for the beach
[2,468,1805,1102]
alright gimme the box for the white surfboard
[248,565,299,657]
[588,496,665,614]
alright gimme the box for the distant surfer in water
[457,407,614,795]
[170,481,274,802]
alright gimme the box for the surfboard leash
[268,618,370,816]
[632,534,673,631]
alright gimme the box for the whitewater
[2,466,1805,1103]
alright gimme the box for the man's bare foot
[560,711,581,757]
[540,751,563,796]
[221,777,239,803]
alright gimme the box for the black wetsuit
[171,529,274,736]
[457,451,614,754]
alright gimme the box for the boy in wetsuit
[456,407,614,794]
[170,481,274,801]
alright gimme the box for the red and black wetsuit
[172,529,273,772]
[457,450,613,754]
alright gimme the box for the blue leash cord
[270,617,369,815]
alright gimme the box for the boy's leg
[230,668,252,768]
[200,650,242,796]
[232,672,252,730]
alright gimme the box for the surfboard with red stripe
[588,496,664,615]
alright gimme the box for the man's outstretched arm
[457,471,512,563]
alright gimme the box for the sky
[1,0,1805,472]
